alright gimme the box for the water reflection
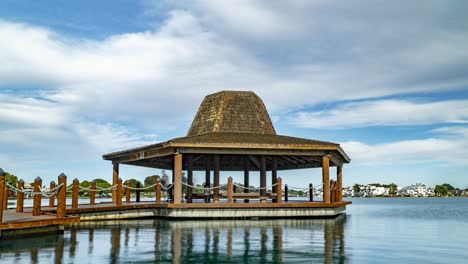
[0,215,347,263]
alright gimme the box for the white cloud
[291,99,468,129]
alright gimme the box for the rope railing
[233,182,278,191]
[4,181,64,197]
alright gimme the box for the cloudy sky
[1,0,467,188]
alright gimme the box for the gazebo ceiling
[103,91,351,170]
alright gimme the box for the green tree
[434,185,448,196]
[144,175,160,186]
[442,183,455,190]
[353,184,360,196]
[389,183,397,196]
[5,172,18,187]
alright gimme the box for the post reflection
[0,215,347,263]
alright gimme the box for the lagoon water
[1,198,468,263]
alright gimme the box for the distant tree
[435,185,448,197]
[353,184,360,196]
[389,183,397,196]
[5,172,18,187]
[442,183,455,190]
[144,175,160,186]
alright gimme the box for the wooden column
[187,154,193,203]
[0,171,5,221]
[213,154,220,203]
[284,184,288,202]
[136,182,141,202]
[49,181,56,207]
[125,181,131,204]
[156,178,161,204]
[260,156,267,196]
[16,179,24,212]
[227,177,233,204]
[90,181,96,206]
[322,155,331,204]
[272,157,277,194]
[173,153,183,204]
[244,156,250,203]
[331,180,336,203]
[276,177,282,204]
[309,183,314,202]
[33,177,42,216]
[116,178,122,206]
[72,178,79,209]
[57,173,67,218]
[205,156,211,187]
[337,165,343,202]
[3,184,8,210]
[112,163,119,202]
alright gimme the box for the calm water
[1,198,468,263]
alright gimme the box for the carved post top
[277,177,282,181]
[50,181,56,185]
[73,178,79,183]
[228,176,233,182]
[118,178,123,183]
[156,178,161,183]
[126,181,130,186]
[58,173,67,179]
[0,168,5,176]
[34,177,42,183]
[18,179,24,184]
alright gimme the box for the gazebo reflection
[0,216,347,263]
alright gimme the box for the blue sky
[0,0,467,188]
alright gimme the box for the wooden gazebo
[103,91,350,205]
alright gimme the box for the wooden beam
[260,156,266,196]
[112,163,119,203]
[322,155,330,204]
[180,147,325,156]
[173,153,183,204]
[248,155,260,169]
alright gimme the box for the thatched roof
[103,91,351,170]
[187,91,276,136]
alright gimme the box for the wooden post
[322,155,330,204]
[90,181,96,206]
[0,169,5,221]
[136,182,141,202]
[244,156,250,203]
[187,154,193,203]
[126,181,131,204]
[337,166,343,202]
[272,158,277,194]
[3,184,8,210]
[276,177,282,204]
[112,163,119,203]
[72,178,79,209]
[309,183,314,202]
[205,156,211,187]
[116,178,122,206]
[16,179,24,213]
[49,181,56,207]
[213,154,220,203]
[227,177,233,204]
[156,178,161,204]
[331,180,336,203]
[57,173,67,218]
[33,177,42,216]
[173,153,183,204]
[284,184,289,202]
[260,156,267,196]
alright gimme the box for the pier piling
[16,179,24,212]
[33,177,42,216]
[72,179,79,209]
[57,173,67,218]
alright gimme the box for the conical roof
[187,91,276,136]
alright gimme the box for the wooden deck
[0,209,79,238]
